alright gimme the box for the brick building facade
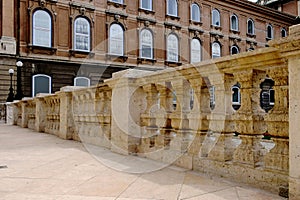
[0,0,297,102]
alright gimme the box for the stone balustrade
[6,24,300,199]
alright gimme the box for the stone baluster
[141,83,159,128]
[264,67,289,172]
[35,96,46,132]
[233,70,266,167]
[207,73,235,162]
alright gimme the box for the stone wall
[7,24,300,199]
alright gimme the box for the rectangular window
[141,0,152,10]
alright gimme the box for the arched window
[260,78,275,112]
[74,17,90,52]
[231,45,239,55]
[212,9,220,26]
[167,0,178,17]
[230,14,238,31]
[191,3,200,22]
[267,24,273,39]
[167,34,179,62]
[232,84,241,110]
[140,0,152,10]
[140,29,153,59]
[32,10,51,47]
[32,74,51,97]
[74,77,90,87]
[212,42,221,58]
[247,19,255,35]
[109,23,124,56]
[191,38,201,63]
[281,28,287,37]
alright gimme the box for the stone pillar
[21,100,28,128]
[233,70,266,167]
[288,55,300,200]
[207,73,235,162]
[6,102,17,125]
[108,72,145,155]
[264,67,289,173]
[58,90,73,140]
[35,96,46,132]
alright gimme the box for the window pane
[212,9,220,26]
[141,0,151,10]
[167,34,178,62]
[33,75,51,97]
[267,25,273,39]
[231,46,239,55]
[74,18,90,51]
[212,42,221,58]
[140,29,153,59]
[191,4,200,22]
[191,39,201,63]
[248,19,254,34]
[110,24,124,55]
[231,15,238,30]
[33,10,51,47]
[168,0,177,16]
[75,77,90,87]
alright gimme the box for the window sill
[138,8,155,15]
[107,1,127,9]
[137,57,156,64]
[28,44,57,54]
[106,53,128,62]
[230,30,240,34]
[266,37,273,42]
[211,25,222,30]
[69,50,95,58]
[165,15,180,21]
[246,33,256,38]
[165,60,182,66]
[189,20,202,26]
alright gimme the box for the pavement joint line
[114,174,143,200]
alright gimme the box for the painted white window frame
[212,9,220,27]
[191,38,201,63]
[247,19,255,35]
[32,10,51,47]
[212,42,221,58]
[140,0,152,11]
[74,17,90,52]
[230,14,239,31]
[32,74,52,97]
[269,89,275,105]
[167,34,179,62]
[231,45,239,55]
[74,77,91,87]
[167,0,178,17]
[109,0,123,4]
[267,24,273,39]
[109,23,124,56]
[281,28,287,37]
[140,29,153,59]
[232,85,241,105]
[191,3,200,22]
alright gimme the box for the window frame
[230,14,239,31]
[267,24,273,39]
[247,18,255,35]
[109,23,125,56]
[140,28,154,59]
[32,10,52,48]
[190,38,201,64]
[281,28,287,37]
[74,17,91,52]
[212,9,220,27]
[232,85,241,105]
[212,42,221,59]
[140,0,152,11]
[191,3,200,22]
[32,74,52,97]
[167,33,179,62]
[109,0,123,4]
[74,77,91,87]
[231,45,239,55]
[167,0,178,17]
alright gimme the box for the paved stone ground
[0,124,286,200]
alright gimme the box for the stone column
[21,100,29,128]
[58,90,73,140]
[288,55,300,200]
[233,70,266,167]
[35,96,46,132]
[264,67,289,173]
[207,73,235,162]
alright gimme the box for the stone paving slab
[0,124,286,200]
